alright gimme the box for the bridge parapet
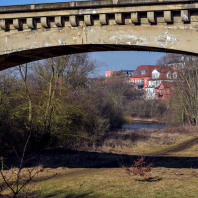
[0,0,197,31]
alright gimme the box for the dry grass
[2,166,198,198]
[1,125,198,197]
[124,116,162,124]
[93,125,198,156]
[166,143,198,157]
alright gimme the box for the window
[167,72,171,79]
[145,79,147,83]
[173,72,177,79]
[134,71,139,75]
[141,70,146,75]
[153,73,158,79]
[106,73,108,77]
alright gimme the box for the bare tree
[174,62,198,125]
[17,64,32,125]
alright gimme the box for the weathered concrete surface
[0,0,198,69]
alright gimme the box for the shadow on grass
[135,176,162,182]
[20,148,198,169]
[4,148,198,170]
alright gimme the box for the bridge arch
[0,0,198,69]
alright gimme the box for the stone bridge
[0,0,198,70]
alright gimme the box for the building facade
[155,82,175,103]
[105,65,179,103]
[131,65,162,90]
[145,67,178,101]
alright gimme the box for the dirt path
[150,136,198,156]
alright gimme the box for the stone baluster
[27,18,36,29]
[164,11,173,23]
[115,13,124,25]
[0,19,9,31]
[147,12,156,24]
[131,12,139,24]
[84,15,93,26]
[70,15,78,27]
[55,16,64,27]
[13,18,22,29]
[41,17,49,28]
[181,10,190,23]
[100,14,108,25]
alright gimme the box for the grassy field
[1,126,198,198]
[18,166,198,198]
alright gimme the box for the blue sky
[0,0,71,6]
[92,51,164,76]
[0,0,79,5]
[0,0,165,76]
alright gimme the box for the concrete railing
[0,0,197,31]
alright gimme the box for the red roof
[160,66,177,72]
[157,66,178,80]
[156,81,175,89]
[133,65,163,78]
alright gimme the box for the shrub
[122,157,153,180]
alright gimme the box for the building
[131,65,162,90]
[160,54,198,70]
[155,82,176,103]
[105,65,179,103]
[105,70,134,78]
[105,69,134,84]
[105,70,114,78]
[145,66,178,101]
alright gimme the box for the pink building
[105,70,114,78]
[155,82,175,103]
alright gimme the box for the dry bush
[122,157,155,181]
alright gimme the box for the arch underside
[0,44,197,70]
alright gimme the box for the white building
[145,67,178,100]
